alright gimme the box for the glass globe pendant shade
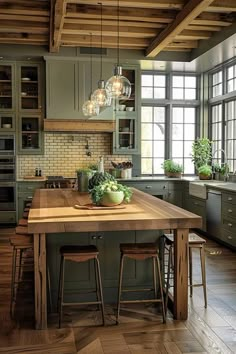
[91,80,111,107]
[105,66,131,100]
[82,97,99,117]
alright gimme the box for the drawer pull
[163,185,167,189]
[227,236,232,240]
[228,197,233,201]
[145,185,152,189]
[91,235,96,240]
[194,202,199,205]
[228,223,233,227]
[228,209,232,213]
[97,235,103,240]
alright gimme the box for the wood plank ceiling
[0,0,236,58]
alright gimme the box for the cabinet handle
[27,187,33,190]
[97,235,103,240]
[194,202,199,205]
[228,223,232,227]
[145,185,152,189]
[228,197,233,201]
[227,236,232,240]
[163,185,167,189]
[228,209,232,213]
[91,235,97,240]
[27,196,33,199]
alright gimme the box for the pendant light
[91,3,111,107]
[82,33,100,117]
[105,0,131,100]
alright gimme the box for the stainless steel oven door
[0,181,16,211]
[0,156,15,181]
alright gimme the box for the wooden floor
[0,228,236,354]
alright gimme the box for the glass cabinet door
[19,114,42,154]
[19,64,41,111]
[0,64,14,110]
[118,118,135,150]
[0,113,15,131]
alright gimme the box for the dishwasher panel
[206,189,222,238]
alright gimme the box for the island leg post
[34,233,47,329]
[173,228,189,320]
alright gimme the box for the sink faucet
[212,149,229,181]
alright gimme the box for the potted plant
[76,168,93,192]
[161,159,183,178]
[197,164,212,180]
[91,180,132,206]
[192,138,212,171]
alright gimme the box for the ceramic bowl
[2,124,11,128]
[119,104,126,111]
[126,107,134,112]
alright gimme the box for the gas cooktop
[46,176,64,180]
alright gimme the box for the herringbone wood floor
[0,228,236,353]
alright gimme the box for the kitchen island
[28,188,202,329]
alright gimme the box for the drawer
[219,229,236,248]
[221,216,236,233]
[222,193,236,205]
[0,211,16,223]
[17,182,45,192]
[168,181,183,191]
[189,196,206,208]
[222,202,236,218]
[131,182,168,195]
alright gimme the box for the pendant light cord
[90,32,92,95]
[117,0,120,67]
[99,2,103,80]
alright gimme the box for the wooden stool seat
[163,232,207,310]
[18,218,28,227]
[58,244,105,328]
[15,226,31,235]
[117,242,166,324]
[23,211,29,219]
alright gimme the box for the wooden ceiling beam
[192,18,232,26]
[51,0,67,52]
[0,8,48,16]
[0,14,49,22]
[146,0,216,57]
[65,0,184,10]
[207,0,236,13]
[167,40,199,48]
[0,25,48,35]
[65,18,165,29]
[176,29,211,40]
[187,24,222,31]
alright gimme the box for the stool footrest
[120,299,163,304]
[62,300,102,306]
[121,287,154,293]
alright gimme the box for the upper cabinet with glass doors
[0,63,15,111]
[113,65,140,154]
[18,63,42,112]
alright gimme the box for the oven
[0,181,16,211]
[0,134,15,155]
[0,156,15,181]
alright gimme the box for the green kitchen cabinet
[45,58,114,120]
[18,113,43,154]
[17,181,45,220]
[185,194,206,231]
[220,191,236,248]
[121,180,169,200]
[166,181,183,207]
[0,62,15,112]
[113,66,141,154]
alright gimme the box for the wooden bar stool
[164,232,207,311]
[57,245,105,328]
[117,243,166,324]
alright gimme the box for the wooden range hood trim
[43,119,115,133]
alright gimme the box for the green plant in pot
[91,180,132,206]
[76,168,93,192]
[192,137,212,171]
[197,164,212,180]
[161,159,183,178]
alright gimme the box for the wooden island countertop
[28,188,202,329]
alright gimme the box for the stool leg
[95,257,105,326]
[200,246,207,308]
[10,247,17,318]
[156,255,166,324]
[116,254,124,324]
[152,256,157,298]
[165,244,172,315]
[47,266,53,313]
[189,247,193,298]
[18,249,23,281]
[58,256,65,328]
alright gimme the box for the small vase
[100,191,124,207]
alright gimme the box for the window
[227,64,236,93]
[172,75,197,100]
[211,104,222,157]
[171,107,196,174]
[141,73,199,175]
[212,71,222,97]
[141,74,166,99]
[141,106,165,174]
[225,100,236,172]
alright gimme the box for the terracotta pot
[100,191,124,207]
[165,171,182,178]
[198,173,212,180]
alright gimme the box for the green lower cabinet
[184,195,206,231]
[46,230,162,308]
[165,182,183,207]
[17,181,45,220]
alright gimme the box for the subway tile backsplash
[17,133,132,178]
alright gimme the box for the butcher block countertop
[28,188,202,234]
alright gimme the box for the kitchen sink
[189,180,229,199]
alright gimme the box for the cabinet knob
[228,197,233,201]
[97,235,103,240]
[228,209,232,213]
[194,202,199,205]
[145,185,152,189]
[163,185,167,189]
[227,235,232,240]
[91,235,96,240]
[228,223,232,227]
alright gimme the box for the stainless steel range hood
[43,119,115,133]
